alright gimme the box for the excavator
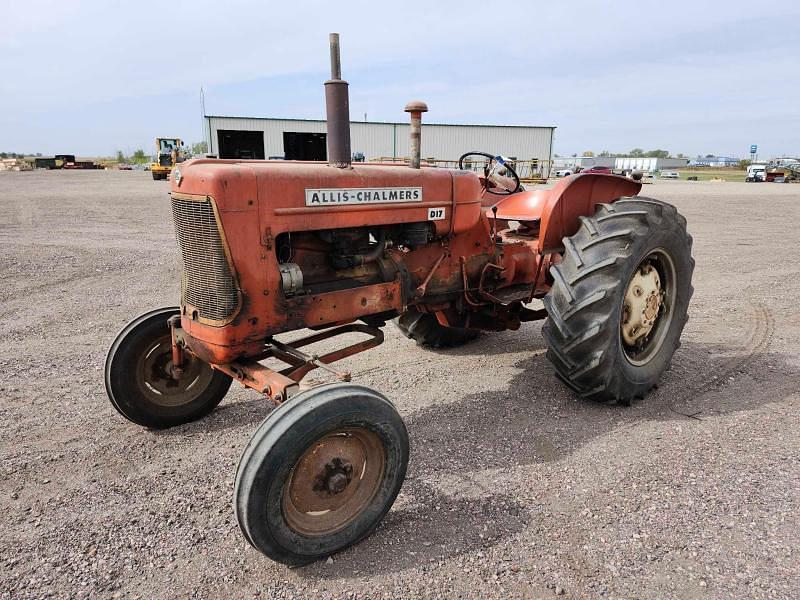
[150,138,185,180]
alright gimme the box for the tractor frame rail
[173,321,384,405]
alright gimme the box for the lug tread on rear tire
[394,311,478,348]
[542,198,694,404]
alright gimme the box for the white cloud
[1,0,798,155]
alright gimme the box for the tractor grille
[171,196,239,323]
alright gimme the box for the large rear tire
[394,311,478,348]
[105,307,232,428]
[542,198,694,404]
[234,383,409,566]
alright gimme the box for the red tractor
[105,35,694,565]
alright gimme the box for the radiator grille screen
[171,197,239,322]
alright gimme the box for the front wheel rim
[134,334,214,407]
[620,249,677,366]
[282,427,386,536]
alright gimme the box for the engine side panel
[170,160,494,363]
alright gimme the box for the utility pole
[200,86,207,154]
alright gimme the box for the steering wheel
[458,151,521,195]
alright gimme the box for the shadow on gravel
[299,480,530,579]
[407,341,799,475]
[149,333,798,580]
[153,394,275,438]
[294,340,798,579]
[419,322,548,358]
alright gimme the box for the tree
[629,148,645,157]
[582,151,595,157]
[191,141,208,155]
[705,154,715,158]
[644,149,670,158]
[598,150,614,157]
[738,159,752,170]
[131,149,148,164]
[676,153,686,159]
[116,150,126,163]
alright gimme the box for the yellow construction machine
[150,138,185,180]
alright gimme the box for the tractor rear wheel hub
[622,263,663,346]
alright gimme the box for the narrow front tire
[105,307,232,428]
[234,383,409,566]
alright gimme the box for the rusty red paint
[171,160,640,396]
[212,360,298,403]
[492,173,642,252]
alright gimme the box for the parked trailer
[33,154,103,170]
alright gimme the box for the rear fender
[493,174,642,253]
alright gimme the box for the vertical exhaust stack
[325,33,351,168]
[404,101,428,168]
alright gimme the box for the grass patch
[678,168,746,182]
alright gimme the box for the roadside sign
[750,144,758,154]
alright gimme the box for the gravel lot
[1,171,798,599]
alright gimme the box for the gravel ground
[1,171,798,599]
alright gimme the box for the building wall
[690,156,740,167]
[614,157,689,171]
[553,156,615,169]
[205,116,555,163]
[552,156,690,172]
[709,158,739,167]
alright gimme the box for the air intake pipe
[325,33,351,168]
[404,101,428,168]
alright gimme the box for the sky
[1,0,798,158]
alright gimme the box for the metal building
[554,156,690,173]
[613,157,689,172]
[204,115,555,167]
[688,156,739,167]
[553,156,616,170]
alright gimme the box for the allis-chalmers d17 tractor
[105,35,694,565]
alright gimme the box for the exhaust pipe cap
[404,101,428,113]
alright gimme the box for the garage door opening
[217,130,265,159]
[283,132,327,161]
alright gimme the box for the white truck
[746,164,767,182]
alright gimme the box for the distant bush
[115,149,150,164]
